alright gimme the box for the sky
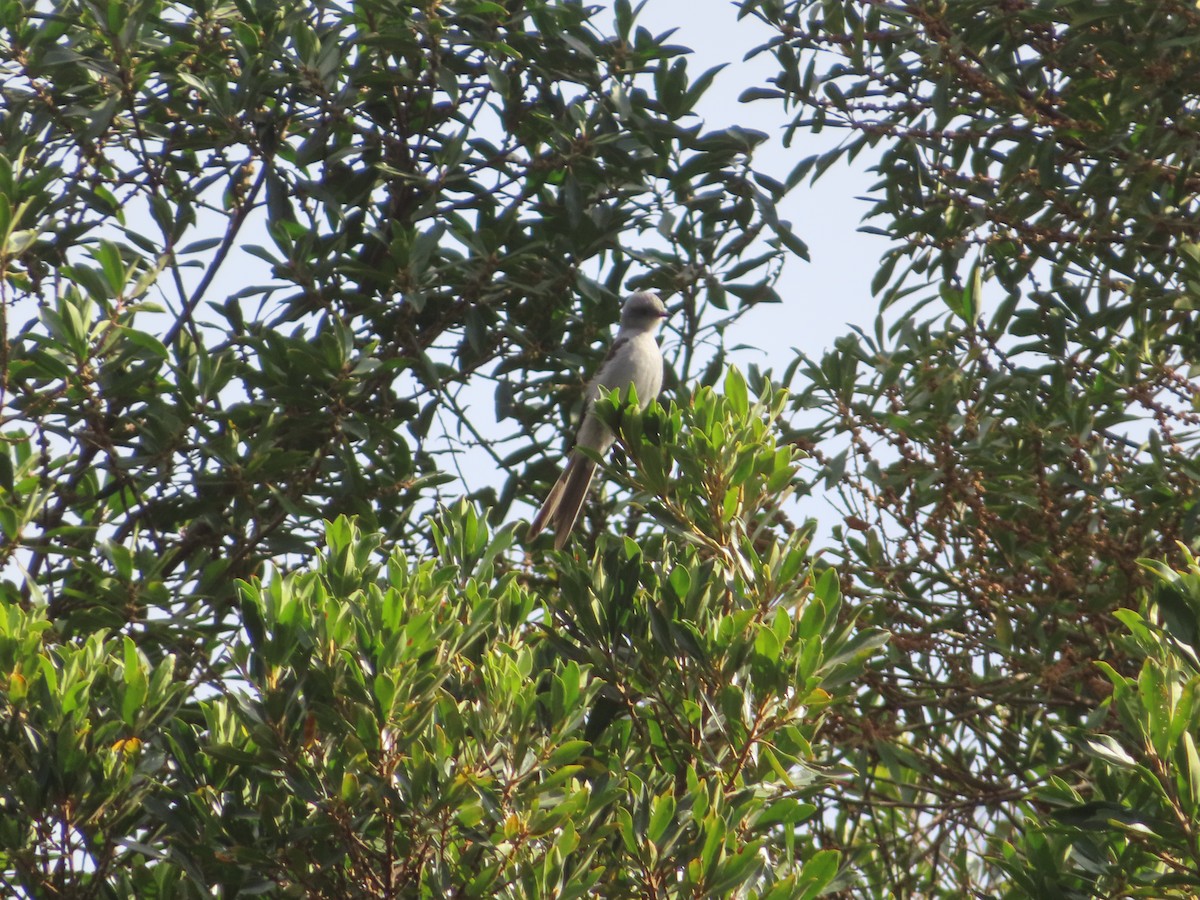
[624,1,884,366]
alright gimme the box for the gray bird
[529,291,668,549]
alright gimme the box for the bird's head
[620,291,669,331]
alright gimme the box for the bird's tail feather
[528,451,598,549]
[528,455,573,541]
[552,455,596,550]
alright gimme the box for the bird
[528,291,669,549]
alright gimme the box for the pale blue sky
[626,1,883,366]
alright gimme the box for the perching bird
[528,291,668,549]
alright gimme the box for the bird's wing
[586,334,632,396]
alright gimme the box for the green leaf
[668,565,691,601]
[796,849,840,899]
[647,790,676,846]
[1184,731,1200,815]
[547,739,589,767]
[121,637,148,727]
[96,240,125,294]
[1083,735,1137,769]
[724,366,749,417]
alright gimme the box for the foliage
[739,0,1200,894]
[0,0,796,654]
[8,0,1200,893]
[996,553,1200,898]
[0,374,871,897]
[0,604,186,896]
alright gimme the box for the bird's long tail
[528,451,597,549]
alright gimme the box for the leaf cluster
[737,0,1200,893]
[0,372,876,897]
[996,553,1200,897]
[0,0,797,662]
